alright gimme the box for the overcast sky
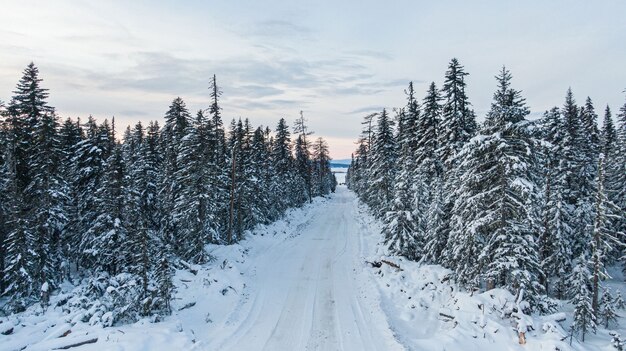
[1,0,625,158]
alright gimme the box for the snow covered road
[205,186,405,351]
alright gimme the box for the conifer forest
[1,2,625,350]
[346,59,626,345]
[0,64,336,320]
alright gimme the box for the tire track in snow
[205,187,405,351]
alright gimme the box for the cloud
[344,50,393,61]
[59,51,404,101]
[347,106,385,115]
[230,97,307,111]
[252,20,313,38]
[117,109,149,117]
[235,84,284,98]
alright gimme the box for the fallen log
[178,301,196,311]
[381,259,402,270]
[55,337,98,349]
[439,312,455,320]
[366,260,402,270]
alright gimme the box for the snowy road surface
[205,186,404,351]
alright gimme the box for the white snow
[1,186,625,350]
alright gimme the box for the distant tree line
[0,63,336,321]
[347,58,625,341]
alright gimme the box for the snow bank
[355,201,626,351]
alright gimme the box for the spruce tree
[248,127,273,224]
[570,255,596,342]
[160,98,191,248]
[154,244,174,316]
[590,154,619,315]
[28,100,66,297]
[348,113,376,201]
[384,175,417,259]
[294,111,313,202]
[0,101,9,292]
[437,58,476,174]
[173,112,212,263]
[446,68,542,301]
[615,99,626,264]
[311,137,332,197]
[602,106,617,157]
[539,107,574,298]
[580,97,601,161]
[57,117,83,270]
[3,63,58,310]
[385,86,425,260]
[561,89,594,258]
[208,74,225,161]
[270,118,294,215]
[7,63,54,194]
[541,175,573,298]
[599,288,619,328]
[615,290,626,310]
[422,178,446,264]
[83,138,126,275]
[436,60,477,275]
[206,76,229,240]
[367,109,396,218]
[602,105,623,241]
[72,117,110,271]
[416,82,442,180]
[123,123,153,310]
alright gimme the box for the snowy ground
[1,186,625,350]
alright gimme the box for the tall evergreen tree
[590,154,619,315]
[28,99,66,297]
[206,75,229,240]
[570,255,596,342]
[385,85,425,260]
[72,117,110,270]
[539,107,574,298]
[270,118,294,216]
[367,109,396,218]
[416,82,442,179]
[580,97,601,161]
[615,98,626,263]
[294,111,313,202]
[173,112,212,263]
[446,68,542,301]
[83,136,126,275]
[123,123,152,310]
[311,137,332,197]
[384,174,418,259]
[437,58,476,174]
[3,63,58,310]
[154,244,174,316]
[602,106,617,157]
[248,127,273,225]
[561,89,594,258]
[0,100,9,292]
[160,98,191,248]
